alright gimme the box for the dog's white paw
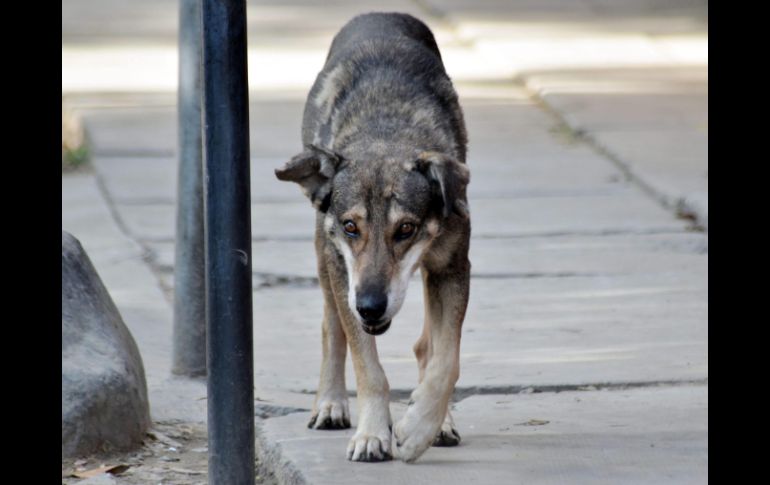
[393,400,445,463]
[308,397,351,430]
[346,401,392,462]
[347,431,392,462]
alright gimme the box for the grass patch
[548,121,585,145]
[62,102,90,173]
[62,145,90,172]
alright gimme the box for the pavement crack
[93,168,175,303]
[446,379,708,404]
[472,271,606,279]
[470,227,698,239]
[253,273,319,289]
[255,403,310,420]
[94,149,175,158]
[516,80,706,232]
[138,227,697,246]
[297,378,707,403]
[152,267,617,292]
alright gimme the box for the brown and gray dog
[275,12,470,463]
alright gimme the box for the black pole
[173,0,206,378]
[201,0,255,484]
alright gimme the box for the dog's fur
[275,12,470,463]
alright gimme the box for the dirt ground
[61,420,278,485]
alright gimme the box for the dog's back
[302,12,467,164]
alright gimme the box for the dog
[275,12,470,463]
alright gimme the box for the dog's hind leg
[433,410,461,446]
[396,258,469,462]
[414,310,461,448]
[308,254,351,430]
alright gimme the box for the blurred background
[62,1,707,482]
[62,0,708,222]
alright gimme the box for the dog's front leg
[345,327,393,462]
[327,265,393,462]
[414,325,462,447]
[395,262,469,462]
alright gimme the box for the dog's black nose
[356,293,388,322]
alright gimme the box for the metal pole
[201,0,255,483]
[173,0,207,378]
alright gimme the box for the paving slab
[72,92,586,158]
[587,129,708,225]
[81,84,702,241]
[539,93,707,132]
[76,100,307,157]
[149,239,319,281]
[91,132,629,205]
[250,271,706,394]
[244,239,707,394]
[93,156,177,204]
[468,193,689,237]
[94,150,627,205]
[114,187,688,243]
[147,232,707,286]
[94,155,300,204]
[149,230,707,395]
[524,67,708,97]
[78,107,176,156]
[84,88,680,221]
[523,67,708,227]
[257,385,707,485]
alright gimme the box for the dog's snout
[356,293,388,323]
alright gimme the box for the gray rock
[62,231,151,457]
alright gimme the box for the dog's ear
[275,145,343,212]
[412,152,470,219]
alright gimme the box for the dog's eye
[343,220,359,238]
[395,222,415,240]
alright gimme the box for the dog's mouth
[361,319,391,336]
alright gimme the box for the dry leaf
[71,464,130,478]
[168,467,205,475]
[148,430,183,449]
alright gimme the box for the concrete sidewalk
[62,1,707,483]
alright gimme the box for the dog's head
[276,145,469,335]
